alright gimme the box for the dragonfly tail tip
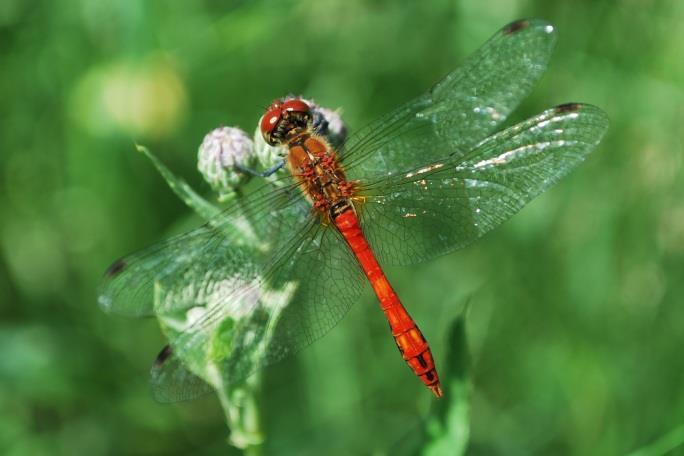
[431,383,443,398]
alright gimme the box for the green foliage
[1,1,683,455]
[627,424,684,456]
[423,313,471,456]
[136,145,223,221]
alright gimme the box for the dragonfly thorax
[286,133,357,221]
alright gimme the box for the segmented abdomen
[334,209,442,397]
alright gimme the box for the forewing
[98,181,299,318]
[357,104,609,266]
[343,19,557,177]
[98,180,341,399]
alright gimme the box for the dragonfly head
[261,98,312,146]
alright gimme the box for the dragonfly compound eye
[261,97,312,146]
[260,107,283,146]
[281,98,310,115]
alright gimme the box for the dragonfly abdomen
[334,209,442,397]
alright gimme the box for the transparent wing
[98,179,301,318]
[357,103,609,266]
[149,345,214,403]
[262,227,365,368]
[342,19,557,178]
[145,215,319,401]
[99,176,366,398]
[157,221,366,390]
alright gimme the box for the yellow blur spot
[70,55,187,139]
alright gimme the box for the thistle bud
[312,105,347,147]
[197,126,254,195]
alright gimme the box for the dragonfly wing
[141,215,319,400]
[358,103,608,266]
[102,180,366,394]
[98,224,233,319]
[262,226,365,368]
[164,222,366,387]
[343,19,557,177]
[98,182,301,318]
[99,181,353,398]
[150,345,215,403]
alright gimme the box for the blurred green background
[2,0,683,454]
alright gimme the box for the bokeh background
[2,0,683,454]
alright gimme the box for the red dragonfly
[100,19,608,400]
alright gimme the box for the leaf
[136,144,224,221]
[627,424,684,456]
[422,311,471,456]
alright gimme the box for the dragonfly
[99,19,608,400]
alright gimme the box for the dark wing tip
[553,102,609,124]
[554,102,583,114]
[154,345,174,367]
[503,19,531,35]
[502,18,554,36]
[550,102,610,144]
[104,258,127,278]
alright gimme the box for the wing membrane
[358,103,608,266]
[343,19,557,177]
[262,227,365,367]
[150,345,214,403]
[158,222,365,390]
[100,177,366,398]
[98,180,301,318]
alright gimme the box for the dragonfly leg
[234,160,285,178]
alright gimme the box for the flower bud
[198,126,254,195]
[312,105,347,147]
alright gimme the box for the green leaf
[422,312,471,456]
[136,144,225,220]
[627,424,684,456]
